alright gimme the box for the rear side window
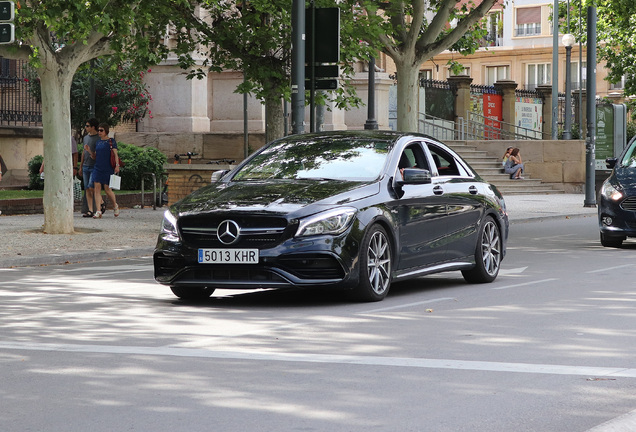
[427,145,461,176]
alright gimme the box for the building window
[610,75,626,90]
[515,6,541,36]
[420,69,433,81]
[570,61,587,89]
[485,11,503,46]
[526,63,551,90]
[446,66,470,78]
[486,65,509,85]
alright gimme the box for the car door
[389,142,449,271]
[425,141,484,262]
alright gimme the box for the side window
[398,143,430,172]
[427,145,462,177]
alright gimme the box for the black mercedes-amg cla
[154,131,508,302]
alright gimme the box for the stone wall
[164,164,235,205]
[0,127,43,185]
[448,139,586,193]
[114,131,267,163]
[0,193,156,216]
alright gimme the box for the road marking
[360,297,456,314]
[499,266,528,275]
[586,264,634,274]
[2,341,636,379]
[492,278,558,290]
[586,408,636,431]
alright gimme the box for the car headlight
[161,209,180,240]
[296,208,357,237]
[601,181,624,201]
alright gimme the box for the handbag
[109,174,122,190]
[109,139,125,169]
[73,176,82,201]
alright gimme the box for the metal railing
[412,111,548,141]
[0,58,42,127]
[463,111,548,140]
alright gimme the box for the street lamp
[562,33,576,139]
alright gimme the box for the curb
[0,247,154,269]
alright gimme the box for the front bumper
[153,232,361,290]
[598,195,636,238]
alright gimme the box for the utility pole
[551,0,559,139]
[291,0,305,134]
[364,56,378,130]
[584,6,597,207]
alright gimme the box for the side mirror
[211,169,229,182]
[605,158,618,170]
[397,168,432,185]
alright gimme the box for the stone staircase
[449,142,563,195]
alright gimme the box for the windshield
[621,139,636,168]
[233,137,391,181]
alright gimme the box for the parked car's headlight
[161,209,180,240]
[601,181,624,201]
[296,208,357,237]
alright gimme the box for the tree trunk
[40,64,76,234]
[395,57,421,133]
[265,92,284,143]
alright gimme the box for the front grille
[179,215,291,248]
[621,197,636,212]
[181,266,288,284]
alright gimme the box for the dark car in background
[599,136,636,247]
[154,131,509,302]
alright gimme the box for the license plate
[198,248,259,264]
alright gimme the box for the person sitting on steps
[504,147,524,180]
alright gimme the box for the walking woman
[92,123,120,218]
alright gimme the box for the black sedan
[154,131,508,301]
[599,136,636,247]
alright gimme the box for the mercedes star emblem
[217,220,241,245]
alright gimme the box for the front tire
[462,216,501,283]
[352,225,392,302]
[170,286,215,301]
[600,232,623,248]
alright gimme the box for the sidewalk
[0,194,598,269]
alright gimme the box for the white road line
[586,264,634,274]
[586,408,636,432]
[360,297,456,314]
[2,341,636,378]
[491,278,558,290]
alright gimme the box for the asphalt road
[1,215,636,432]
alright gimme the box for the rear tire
[462,216,501,283]
[352,225,392,302]
[600,232,623,248]
[170,286,215,300]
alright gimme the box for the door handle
[468,185,478,195]
[433,185,444,195]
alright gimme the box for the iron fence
[0,57,42,127]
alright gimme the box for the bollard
[141,172,157,210]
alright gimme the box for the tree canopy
[183,0,373,141]
[561,0,636,113]
[346,0,497,131]
[0,0,199,234]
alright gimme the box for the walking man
[80,118,100,217]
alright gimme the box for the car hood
[612,167,636,194]
[172,179,380,216]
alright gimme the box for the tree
[560,0,636,116]
[0,0,198,234]
[185,0,372,142]
[25,58,153,137]
[348,0,498,132]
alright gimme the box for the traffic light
[0,1,14,44]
